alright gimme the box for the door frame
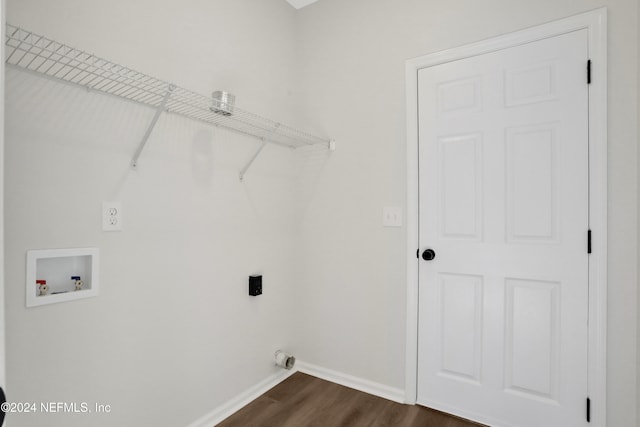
[405,8,607,426]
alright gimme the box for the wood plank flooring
[216,372,486,427]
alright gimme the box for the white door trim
[405,8,607,426]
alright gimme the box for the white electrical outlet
[102,202,123,231]
[383,206,402,227]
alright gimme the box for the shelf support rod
[239,140,268,181]
[131,84,176,169]
[239,123,281,181]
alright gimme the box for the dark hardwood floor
[216,372,486,427]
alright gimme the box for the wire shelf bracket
[239,140,268,181]
[239,123,281,181]
[5,23,334,178]
[131,84,175,169]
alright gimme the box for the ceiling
[286,0,321,9]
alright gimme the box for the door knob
[422,249,436,261]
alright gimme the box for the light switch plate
[383,206,402,227]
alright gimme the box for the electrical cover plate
[383,206,402,227]
[102,201,123,231]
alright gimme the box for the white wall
[5,1,300,426]
[5,1,640,426]
[292,1,639,426]
[0,0,6,393]
[637,0,640,422]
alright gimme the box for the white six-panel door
[417,30,589,427]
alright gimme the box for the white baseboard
[186,369,296,427]
[187,360,407,426]
[296,361,406,404]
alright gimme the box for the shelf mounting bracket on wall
[239,123,281,181]
[239,140,268,181]
[131,84,175,169]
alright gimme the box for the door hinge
[587,60,592,84]
[586,397,591,422]
[588,229,592,254]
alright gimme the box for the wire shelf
[5,23,330,150]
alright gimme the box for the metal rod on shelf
[239,140,268,181]
[131,84,175,169]
[238,122,283,181]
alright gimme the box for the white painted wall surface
[4,1,640,426]
[292,1,638,426]
[637,1,640,424]
[5,1,299,426]
[0,0,6,395]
